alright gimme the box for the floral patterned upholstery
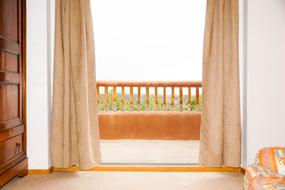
[245,147,285,190]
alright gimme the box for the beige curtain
[51,0,101,170]
[199,0,241,167]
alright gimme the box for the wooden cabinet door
[0,0,24,130]
[0,0,27,186]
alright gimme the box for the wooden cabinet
[0,0,27,187]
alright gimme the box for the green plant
[98,91,202,112]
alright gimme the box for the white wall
[242,0,285,166]
[27,0,54,169]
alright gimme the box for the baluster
[146,86,149,112]
[137,86,141,112]
[163,87,166,112]
[121,86,125,112]
[155,87,158,111]
[112,86,116,112]
[104,85,108,111]
[179,87,183,112]
[188,87,192,112]
[130,86,133,112]
[196,87,200,111]
[96,85,100,112]
[171,86,175,111]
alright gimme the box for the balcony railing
[96,81,202,112]
[97,81,202,140]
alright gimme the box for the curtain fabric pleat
[51,0,101,170]
[199,0,241,167]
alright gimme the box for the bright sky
[91,0,206,81]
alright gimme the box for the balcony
[97,81,202,164]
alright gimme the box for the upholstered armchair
[245,147,285,190]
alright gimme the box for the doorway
[91,0,206,165]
